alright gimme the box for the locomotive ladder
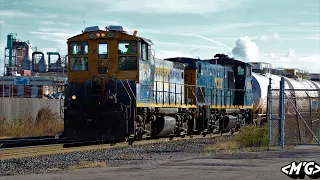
[91,79,105,101]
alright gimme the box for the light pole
[61,63,65,77]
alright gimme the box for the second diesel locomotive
[62,25,254,143]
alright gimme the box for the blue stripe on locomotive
[195,60,234,107]
[137,58,185,105]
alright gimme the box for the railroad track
[0,136,74,149]
[0,133,235,160]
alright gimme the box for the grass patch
[0,106,63,138]
[70,161,108,169]
[47,161,108,172]
[204,124,270,154]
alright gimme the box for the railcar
[62,25,254,143]
[251,62,320,123]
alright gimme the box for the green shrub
[235,124,268,148]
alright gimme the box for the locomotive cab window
[118,40,137,54]
[69,41,89,71]
[238,66,245,76]
[98,42,108,59]
[118,56,137,71]
[247,65,252,76]
[69,57,88,71]
[69,41,88,55]
[141,41,148,60]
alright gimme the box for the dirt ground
[1,145,320,180]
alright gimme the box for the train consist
[62,25,319,143]
[62,25,253,143]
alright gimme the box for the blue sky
[0,0,319,73]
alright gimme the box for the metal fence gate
[267,77,320,149]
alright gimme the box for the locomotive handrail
[125,79,137,101]
[118,80,133,118]
[199,86,207,104]
[59,81,73,120]
[135,80,249,107]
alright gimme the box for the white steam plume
[231,36,259,62]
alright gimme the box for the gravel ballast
[0,137,217,176]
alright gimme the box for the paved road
[1,146,320,180]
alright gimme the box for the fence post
[318,90,320,141]
[279,77,285,149]
[267,78,272,151]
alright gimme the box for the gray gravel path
[1,145,320,180]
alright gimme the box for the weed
[0,106,63,138]
[204,124,269,154]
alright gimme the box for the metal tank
[252,73,285,113]
[283,77,320,113]
[21,43,32,70]
[252,72,320,116]
[37,54,48,73]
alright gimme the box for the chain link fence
[267,78,320,149]
[268,89,281,147]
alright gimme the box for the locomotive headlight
[96,33,100,37]
[72,95,76,100]
[101,33,106,37]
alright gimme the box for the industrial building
[0,33,67,99]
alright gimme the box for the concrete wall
[0,98,63,121]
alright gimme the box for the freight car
[62,25,254,144]
[251,62,320,123]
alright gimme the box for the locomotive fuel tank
[151,116,176,137]
[220,115,237,132]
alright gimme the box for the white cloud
[130,27,233,50]
[298,22,320,26]
[38,21,71,27]
[30,31,73,38]
[64,16,82,21]
[231,36,259,62]
[261,50,320,73]
[251,33,280,41]
[230,33,281,62]
[102,0,243,14]
[104,21,121,26]
[0,10,31,17]
[37,28,69,32]
[47,14,58,18]
[182,33,232,50]
[195,22,277,34]
[39,20,55,25]
[153,40,219,49]
[59,22,71,27]
[286,48,296,59]
[305,34,320,40]
[0,20,8,26]
[26,0,243,15]
[30,30,75,45]
[155,50,193,59]
[37,36,66,44]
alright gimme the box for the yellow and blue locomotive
[63,25,253,143]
